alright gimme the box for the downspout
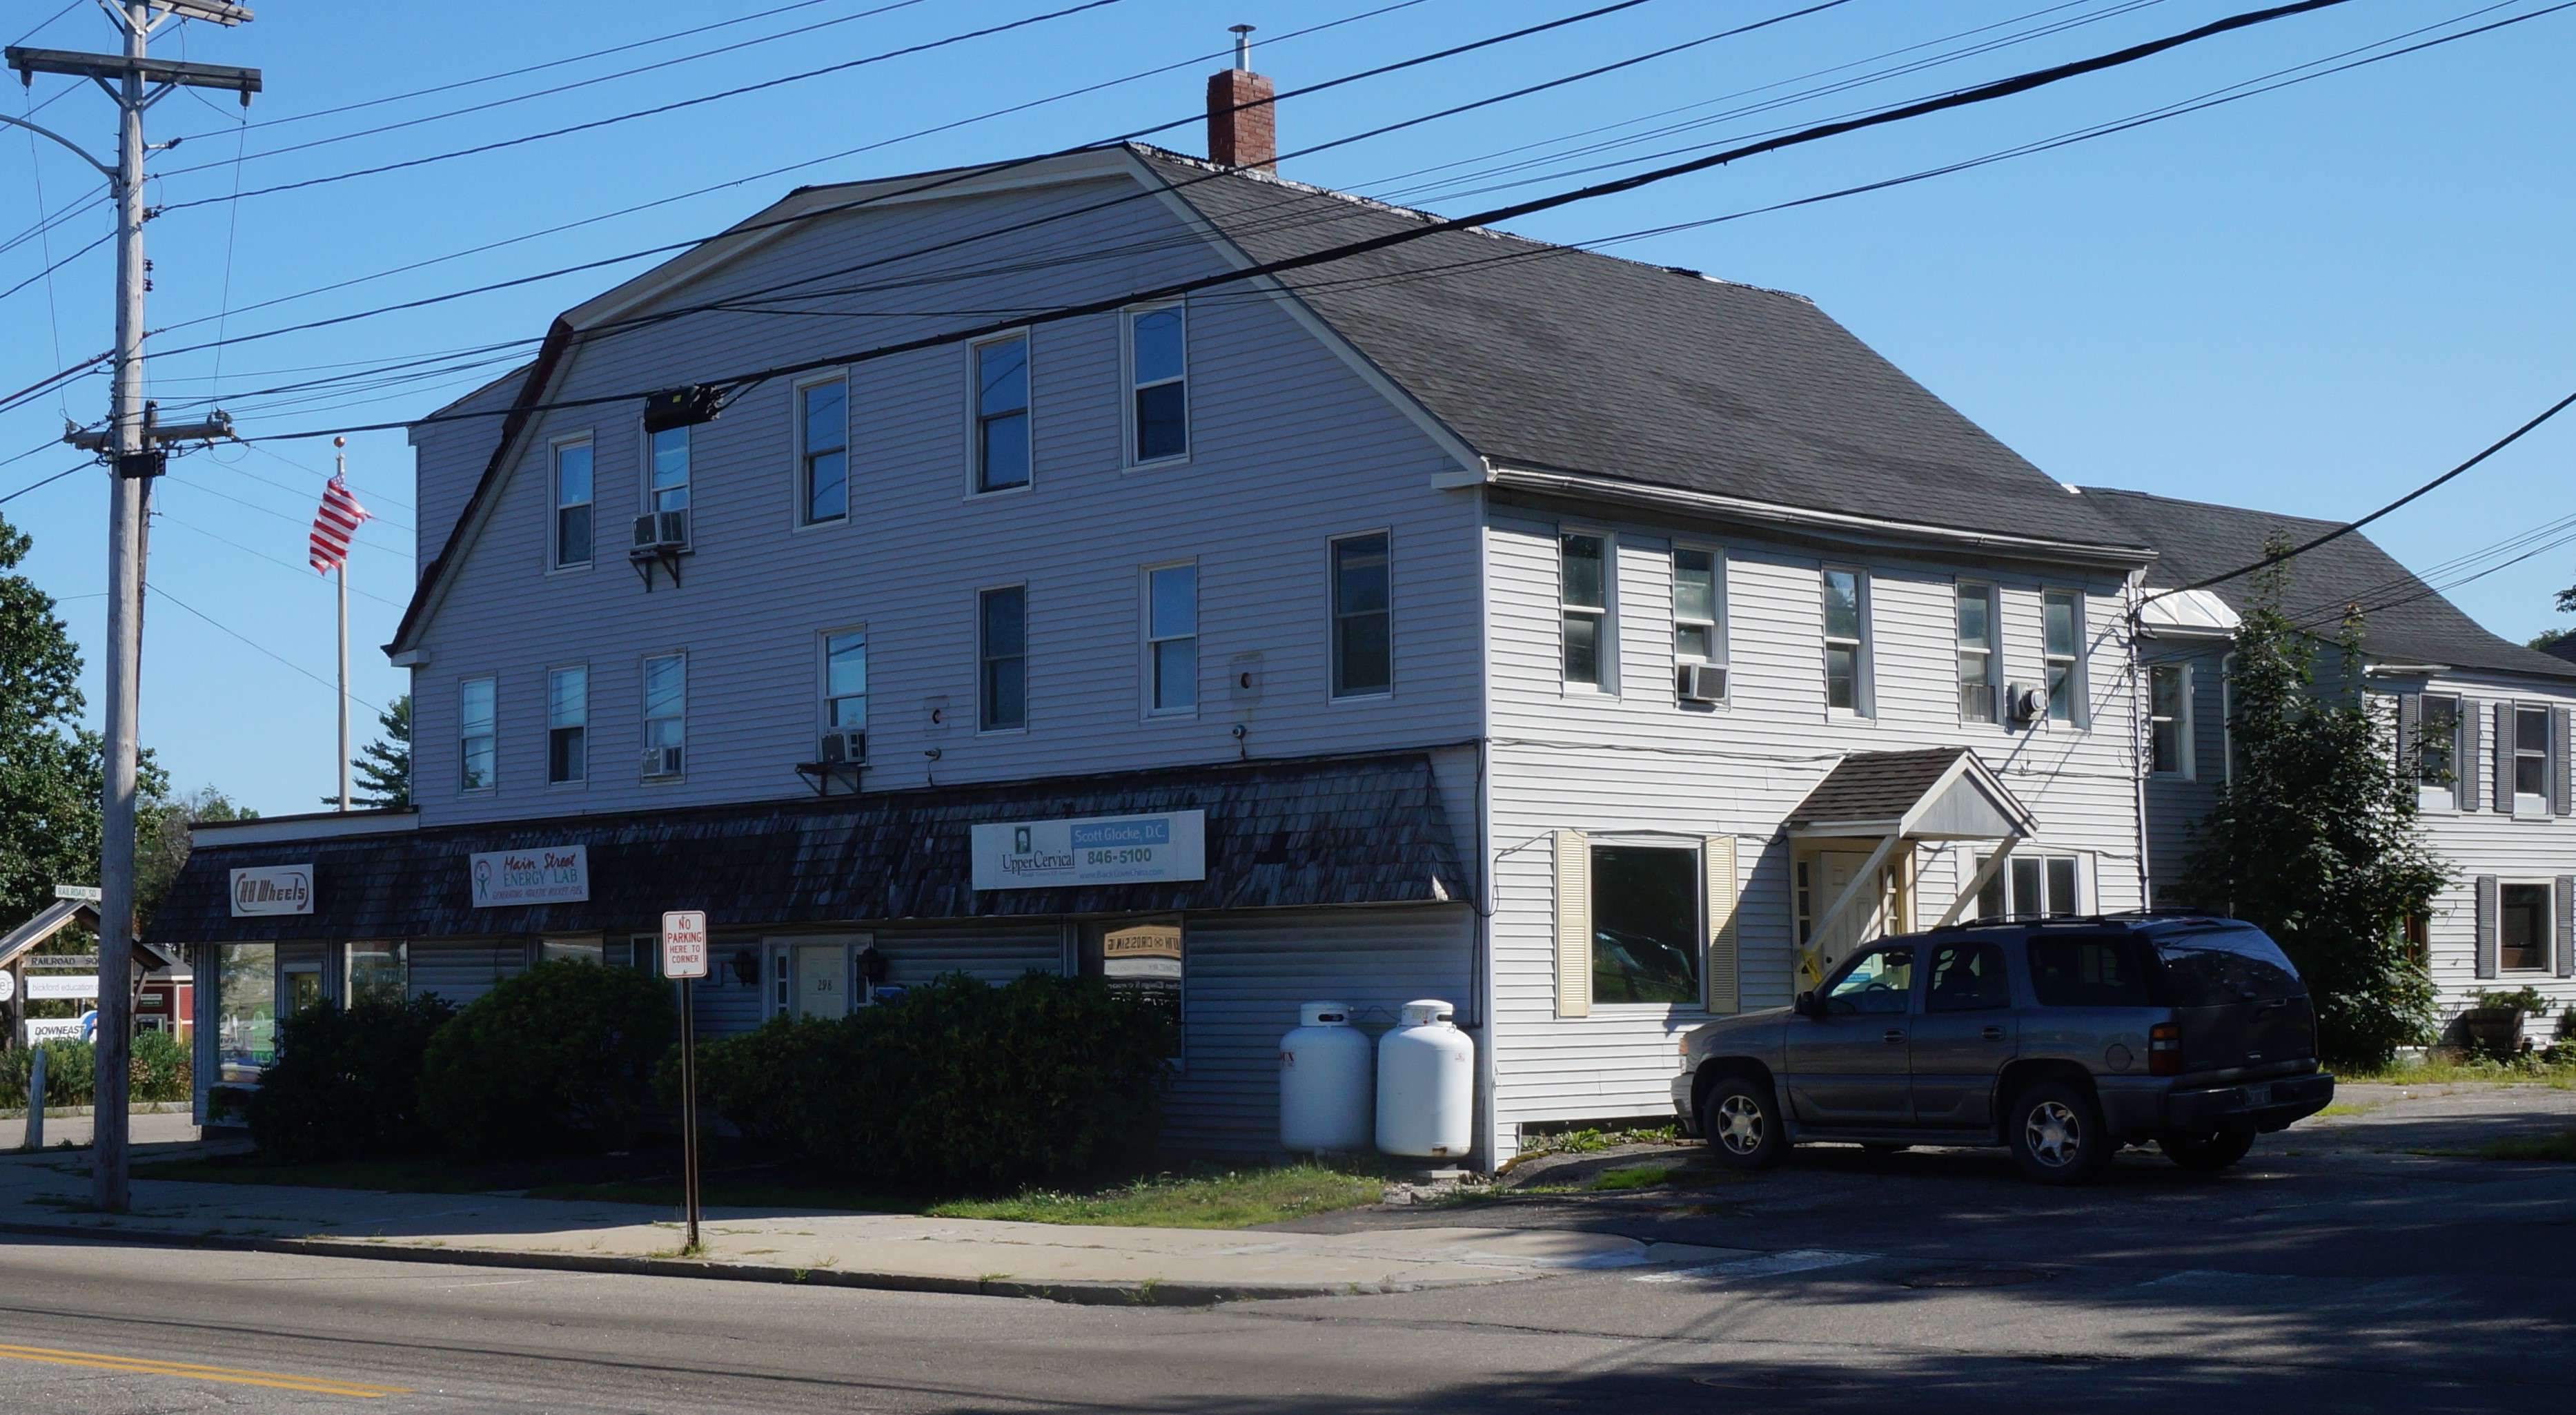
[1471,484,1503,1172]
[2126,571,2153,907]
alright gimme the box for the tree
[323,694,409,809]
[2180,545,2446,1070]
[0,512,165,928]
[136,786,258,928]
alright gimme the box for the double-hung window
[647,424,689,542]
[552,438,593,569]
[979,586,1028,730]
[823,630,867,737]
[2515,705,2551,806]
[1977,855,2082,919]
[1145,563,1197,714]
[2501,882,2551,971]
[1822,567,1869,716]
[2149,663,2192,777]
[798,378,848,525]
[1126,304,1187,464]
[1956,583,1998,723]
[459,676,496,790]
[1330,533,1390,699]
[2416,693,2460,790]
[1672,548,1724,685]
[2043,589,2085,725]
[642,654,686,776]
[545,665,587,785]
[974,335,1030,492]
[1560,532,1610,688]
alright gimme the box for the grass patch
[927,1164,1384,1229]
[1511,1122,1682,1160]
[2342,1056,2576,1089]
[2478,1131,2576,1163]
[1584,1162,1689,1191]
[2312,1102,2381,1119]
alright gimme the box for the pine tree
[2181,544,2446,1069]
[324,694,410,809]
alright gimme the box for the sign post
[660,910,710,1254]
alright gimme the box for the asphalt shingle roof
[1135,148,2147,553]
[1787,748,1975,828]
[2078,487,2576,681]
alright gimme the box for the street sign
[660,911,709,979]
[52,884,101,903]
[28,1013,95,1045]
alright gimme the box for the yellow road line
[0,1341,410,1398]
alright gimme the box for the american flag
[308,475,371,574]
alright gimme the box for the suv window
[2150,924,2303,1006]
[1925,941,2010,1013]
[2027,935,2154,1008]
[1822,944,1914,1015]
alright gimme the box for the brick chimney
[1206,23,1276,173]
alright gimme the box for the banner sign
[469,846,590,908]
[970,810,1206,892]
[229,864,315,917]
[26,975,98,1002]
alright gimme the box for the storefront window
[1085,918,1183,1060]
[540,937,604,965]
[347,941,407,1004]
[217,943,277,1084]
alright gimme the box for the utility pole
[8,0,258,1214]
[335,438,351,812]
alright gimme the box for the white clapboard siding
[406,171,1483,827]
[1482,511,2150,1133]
[1163,905,1475,1151]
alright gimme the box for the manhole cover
[1902,1265,2052,1289]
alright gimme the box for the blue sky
[3,0,2570,815]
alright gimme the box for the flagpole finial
[333,436,346,449]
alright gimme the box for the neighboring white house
[150,53,2167,1164]
[2085,488,2576,1041]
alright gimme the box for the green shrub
[0,1040,95,1109]
[420,961,677,1159]
[687,972,1175,1193]
[130,1028,191,1103]
[248,996,455,1163]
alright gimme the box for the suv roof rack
[1925,908,2238,933]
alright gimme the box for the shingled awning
[1785,748,2036,841]
[144,751,1469,947]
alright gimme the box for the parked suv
[1673,914,2335,1184]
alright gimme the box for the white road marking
[1635,1249,1878,1284]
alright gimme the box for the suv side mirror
[1793,990,1823,1019]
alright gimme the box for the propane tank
[1280,1002,1373,1153]
[1375,999,1473,1159]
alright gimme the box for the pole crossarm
[6,46,261,101]
[0,109,112,175]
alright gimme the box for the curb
[0,1219,1414,1307]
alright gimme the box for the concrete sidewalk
[0,1142,1744,1305]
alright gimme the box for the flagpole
[334,436,351,813]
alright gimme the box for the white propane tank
[1280,1002,1374,1153]
[1375,999,1473,1159]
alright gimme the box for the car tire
[1701,1074,1788,1171]
[2007,1080,2113,1185]
[2159,1129,2256,1173]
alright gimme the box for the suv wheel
[1701,1074,1787,1171]
[2007,1080,2112,1185]
[2159,1129,2255,1173]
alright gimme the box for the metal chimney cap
[1230,23,1255,69]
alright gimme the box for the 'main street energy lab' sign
[469,846,591,908]
[971,811,1206,892]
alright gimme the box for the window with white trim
[1589,841,1701,1006]
[1330,533,1390,699]
[1126,304,1187,464]
[1673,547,1725,676]
[974,335,1030,492]
[2150,663,2192,777]
[2515,705,2550,806]
[642,653,686,775]
[1956,583,1998,723]
[647,424,689,517]
[2043,589,2085,725]
[822,629,867,734]
[979,585,1028,730]
[1822,566,1869,716]
[798,378,848,525]
[545,665,587,785]
[1144,562,1197,714]
[2501,882,2551,971]
[1976,855,2083,920]
[1561,532,1611,688]
[2417,692,2460,790]
[552,438,592,569]
[459,676,496,790]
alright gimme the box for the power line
[0,464,86,506]
[150,508,409,608]
[156,474,413,560]
[238,0,2368,449]
[145,578,387,714]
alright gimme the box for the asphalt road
[3,1089,2568,1413]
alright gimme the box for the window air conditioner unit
[819,728,866,765]
[1675,661,1728,703]
[2005,681,2045,726]
[631,509,688,550]
[641,745,685,778]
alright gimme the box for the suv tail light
[2148,1022,2183,1077]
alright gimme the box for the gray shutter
[2395,693,2419,778]
[2558,877,2575,979]
[1555,830,1591,1019]
[2475,875,2500,980]
[2493,702,2514,813]
[2553,707,2572,816]
[2459,703,2481,812]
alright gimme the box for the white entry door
[792,943,849,1021]
[1803,850,1889,984]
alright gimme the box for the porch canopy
[1784,747,2038,983]
[145,750,1471,948]
[3,899,180,973]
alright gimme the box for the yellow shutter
[1555,829,1591,1018]
[1705,836,1740,1015]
